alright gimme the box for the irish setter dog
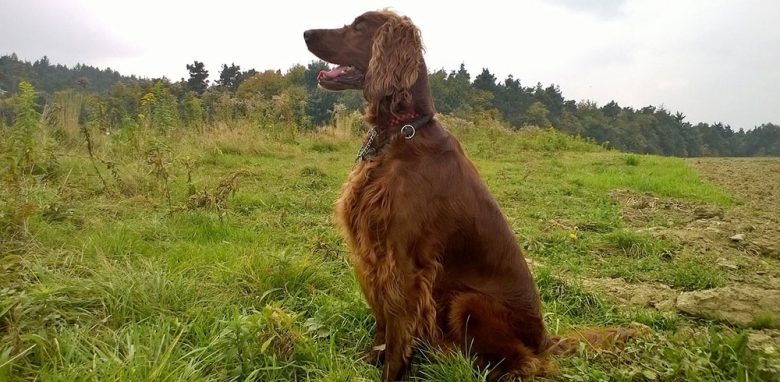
[304,10,634,381]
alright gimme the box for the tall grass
[49,90,84,145]
[1,107,777,380]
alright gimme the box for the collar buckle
[400,124,416,140]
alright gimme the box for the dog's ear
[364,15,423,112]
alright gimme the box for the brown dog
[304,10,633,381]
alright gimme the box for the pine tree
[186,61,209,94]
[217,63,242,91]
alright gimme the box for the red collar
[382,111,421,128]
[357,112,434,162]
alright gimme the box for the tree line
[1,54,778,157]
[432,64,779,156]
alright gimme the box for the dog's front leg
[350,252,388,365]
[382,309,413,381]
[380,245,440,381]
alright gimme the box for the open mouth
[317,65,354,81]
[317,64,364,90]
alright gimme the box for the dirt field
[585,157,780,355]
[690,158,780,261]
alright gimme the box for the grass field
[2,115,779,381]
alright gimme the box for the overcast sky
[2,0,778,129]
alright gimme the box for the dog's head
[304,10,423,111]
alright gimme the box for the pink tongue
[318,66,348,80]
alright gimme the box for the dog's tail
[546,327,644,356]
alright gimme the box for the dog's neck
[357,62,436,162]
[356,112,434,161]
[365,62,435,131]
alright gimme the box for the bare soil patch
[691,158,780,259]
[609,158,780,291]
[585,158,780,331]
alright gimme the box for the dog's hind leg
[447,292,555,379]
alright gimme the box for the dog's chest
[335,162,395,260]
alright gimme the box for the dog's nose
[303,30,314,42]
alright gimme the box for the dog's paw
[360,343,386,366]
